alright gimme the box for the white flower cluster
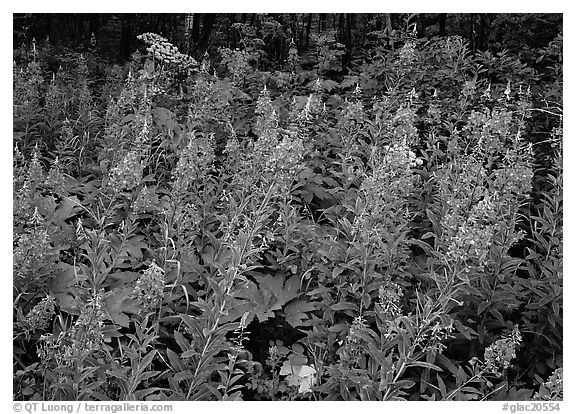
[108,150,143,193]
[138,32,197,69]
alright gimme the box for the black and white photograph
[12,10,563,405]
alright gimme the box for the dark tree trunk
[191,13,201,45]
[438,13,447,36]
[305,14,312,47]
[469,14,476,52]
[200,14,216,52]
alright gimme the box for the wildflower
[75,218,87,241]
[353,142,421,247]
[132,262,165,313]
[338,316,370,366]
[377,279,403,320]
[133,185,155,214]
[391,107,418,145]
[171,132,215,195]
[341,99,364,123]
[264,135,305,178]
[134,113,151,146]
[399,40,416,64]
[504,81,512,100]
[481,82,492,100]
[312,78,323,94]
[45,73,63,111]
[408,87,419,104]
[45,157,67,194]
[219,47,251,84]
[254,86,279,139]
[266,344,284,369]
[14,228,53,277]
[174,203,202,241]
[22,295,56,334]
[108,150,143,193]
[224,129,241,168]
[296,93,322,123]
[25,147,45,190]
[534,368,563,400]
[287,39,298,71]
[200,52,211,73]
[37,334,58,366]
[54,291,107,365]
[426,102,442,125]
[238,311,250,330]
[138,32,198,70]
[483,325,522,377]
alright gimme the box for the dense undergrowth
[13,25,562,401]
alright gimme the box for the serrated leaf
[284,300,316,328]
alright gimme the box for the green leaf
[331,302,358,311]
[409,361,442,371]
[284,300,316,328]
[54,196,84,222]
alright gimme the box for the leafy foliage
[13,15,562,401]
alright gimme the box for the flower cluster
[461,79,476,99]
[14,148,44,223]
[263,134,305,184]
[40,291,107,366]
[352,143,421,262]
[534,368,563,401]
[254,86,279,140]
[132,262,165,313]
[14,58,44,112]
[435,105,534,274]
[76,54,93,116]
[287,39,299,72]
[220,47,252,84]
[14,227,53,279]
[22,295,56,334]
[231,311,251,353]
[171,132,215,196]
[338,316,370,366]
[44,157,67,194]
[483,325,522,377]
[67,292,107,356]
[445,194,497,271]
[266,343,288,369]
[399,40,417,65]
[294,92,323,124]
[465,109,514,154]
[338,96,364,152]
[188,77,233,128]
[133,185,156,214]
[108,150,143,193]
[377,278,404,320]
[45,73,64,112]
[391,107,419,145]
[173,203,202,246]
[414,316,454,354]
[138,32,198,69]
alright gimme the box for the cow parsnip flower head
[138,32,197,70]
